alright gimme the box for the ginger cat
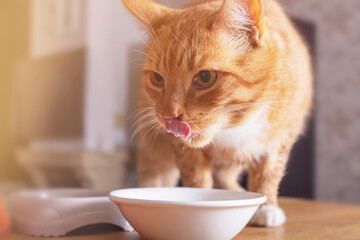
[123,0,312,227]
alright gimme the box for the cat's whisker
[130,112,152,126]
[135,20,161,55]
[134,35,161,59]
[148,125,158,143]
[212,100,294,114]
[134,5,162,54]
[192,23,200,58]
[211,105,250,115]
[133,110,155,121]
[130,49,159,63]
[132,113,156,128]
[130,117,155,137]
[191,124,207,137]
[129,58,145,64]
[169,28,191,62]
[192,124,201,133]
[189,100,291,124]
[194,31,210,62]
[133,63,147,67]
[181,30,192,61]
[130,113,154,127]
[136,122,158,142]
[133,107,155,117]
[142,121,160,139]
[151,124,163,143]
[127,107,155,127]
[131,118,158,139]
[129,109,156,134]
[226,112,247,118]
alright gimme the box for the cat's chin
[183,132,214,148]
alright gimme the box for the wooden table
[4,198,360,240]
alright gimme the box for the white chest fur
[214,105,269,157]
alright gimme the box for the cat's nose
[163,113,185,122]
[158,104,183,120]
[163,115,179,120]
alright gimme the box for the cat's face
[125,0,271,147]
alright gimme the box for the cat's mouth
[163,118,204,144]
[159,117,212,147]
[164,118,192,139]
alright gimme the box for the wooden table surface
[4,197,360,240]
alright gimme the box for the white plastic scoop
[10,188,133,237]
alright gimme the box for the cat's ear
[213,0,264,41]
[122,0,173,29]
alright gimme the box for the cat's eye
[194,70,217,88]
[150,71,164,87]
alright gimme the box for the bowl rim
[109,187,267,208]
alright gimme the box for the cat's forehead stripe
[160,30,194,73]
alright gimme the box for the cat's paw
[249,204,286,227]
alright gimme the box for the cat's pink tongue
[165,119,191,139]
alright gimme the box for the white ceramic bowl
[109,187,266,240]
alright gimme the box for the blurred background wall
[0,0,88,188]
[0,0,29,183]
[86,0,136,152]
[0,0,359,203]
[278,0,360,203]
